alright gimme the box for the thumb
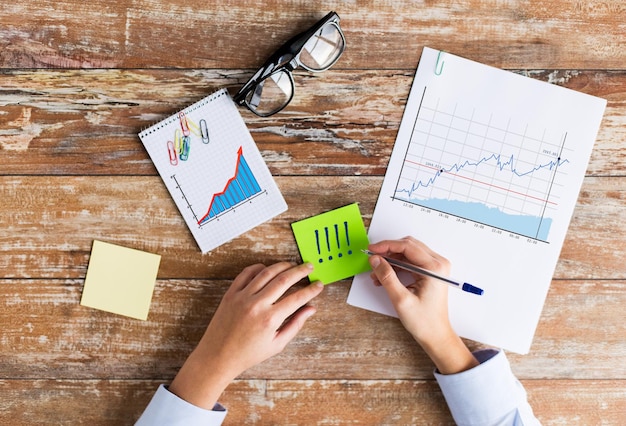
[369,255,411,306]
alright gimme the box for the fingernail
[369,256,381,268]
[313,281,324,288]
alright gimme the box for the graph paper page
[348,47,606,354]
[139,89,287,253]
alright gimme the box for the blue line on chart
[397,152,569,199]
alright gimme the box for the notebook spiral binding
[138,88,228,137]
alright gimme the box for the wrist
[168,348,235,410]
[418,329,479,375]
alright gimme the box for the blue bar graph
[198,147,262,225]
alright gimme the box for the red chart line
[198,147,261,225]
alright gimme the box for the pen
[361,249,484,296]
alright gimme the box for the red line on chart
[197,146,262,225]
[405,160,558,206]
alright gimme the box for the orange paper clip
[179,112,191,136]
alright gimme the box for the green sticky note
[291,203,371,284]
[80,240,161,320]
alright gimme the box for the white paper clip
[200,119,210,144]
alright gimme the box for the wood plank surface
[1,176,624,280]
[1,0,625,424]
[0,69,624,176]
[0,278,624,381]
[1,1,625,69]
[1,379,624,425]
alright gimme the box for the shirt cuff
[135,384,227,426]
[434,348,529,426]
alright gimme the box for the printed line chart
[349,47,607,354]
[393,86,572,242]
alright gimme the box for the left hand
[169,262,324,409]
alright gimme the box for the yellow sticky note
[80,240,161,320]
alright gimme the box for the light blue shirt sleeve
[135,384,227,426]
[136,349,538,425]
[435,348,540,425]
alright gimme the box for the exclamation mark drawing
[314,221,353,263]
[315,229,321,263]
[325,226,332,261]
[344,221,352,255]
[335,224,341,257]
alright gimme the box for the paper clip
[179,112,191,136]
[167,140,178,166]
[435,50,445,75]
[174,129,183,154]
[200,119,210,144]
[187,117,201,136]
[179,136,190,161]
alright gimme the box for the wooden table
[1,2,625,424]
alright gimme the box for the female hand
[367,237,451,345]
[169,262,324,408]
[367,237,478,374]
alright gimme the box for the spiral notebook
[138,89,287,253]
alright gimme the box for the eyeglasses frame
[233,11,345,117]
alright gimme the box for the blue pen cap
[462,283,484,295]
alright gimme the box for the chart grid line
[393,86,570,242]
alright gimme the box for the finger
[259,263,315,302]
[369,271,382,286]
[404,236,449,264]
[274,280,324,320]
[274,305,317,350]
[369,238,430,261]
[245,261,296,295]
[369,238,448,274]
[230,263,266,292]
[369,255,414,307]
[398,236,450,266]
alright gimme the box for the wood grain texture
[0,69,625,176]
[0,278,624,381]
[0,379,624,425]
[1,1,625,69]
[0,176,624,280]
[1,0,625,424]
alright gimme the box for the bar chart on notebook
[139,91,287,253]
[171,146,266,227]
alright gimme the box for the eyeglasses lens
[245,70,294,116]
[243,19,345,116]
[299,23,345,71]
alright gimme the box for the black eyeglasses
[233,11,346,117]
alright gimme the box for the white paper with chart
[139,89,287,253]
[347,47,606,354]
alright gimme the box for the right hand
[367,237,478,374]
[366,236,452,347]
